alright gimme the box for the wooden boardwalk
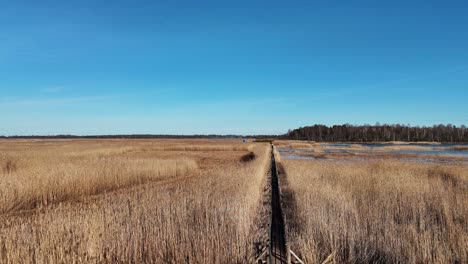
[269,146,288,264]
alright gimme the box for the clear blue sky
[1,1,467,135]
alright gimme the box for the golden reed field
[1,139,467,263]
[0,139,270,263]
[274,144,467,264]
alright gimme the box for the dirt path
[269,145,288,263]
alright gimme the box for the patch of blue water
[322,148,468,156]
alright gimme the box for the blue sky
[1,0,467,135]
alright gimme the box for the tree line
[282,124,468,143]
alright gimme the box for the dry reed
[280,158,467,263]
[156,144,253,151]
[0,140,270,263]
[449,146,468,151]
[0,155,198,214]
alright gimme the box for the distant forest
[2,124,467,143]
[282,124,468,143]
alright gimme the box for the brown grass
[0,155,198,214]
[449,145,468,151]
[155,144,253,151]
[240,152,256,162]
[0,156,18,174]
[374,145,436,151]
[0,139,270,263]
[280,158,468,263]
[387,141,440,145]
[289,142,313,149]
[273,140,314,149]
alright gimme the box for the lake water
[322,142,468,149]
[322,148,468,156]
[277,144,468,163]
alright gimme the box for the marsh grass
[240,151,256,162]
[0,140,270,263]
[0,154,199,214]
[280,158,468,263]
[0,156,18,174]
[155,144,253,151]
[449,145,468,151]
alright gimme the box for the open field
[0,139,270,263]
[1,138,467,263]
[276,142,468,263]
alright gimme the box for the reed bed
[288,143,313,149]
[273,140,313,148]
[374,145,438,151]
[449,145,468,151]
[0,154,198,214]
[0,140,270,263]
[155,144,253,151]
[280,158,467,263]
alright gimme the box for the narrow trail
[269,145,288,264]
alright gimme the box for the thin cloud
[183,97,287,110]
[0,94,119,108]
